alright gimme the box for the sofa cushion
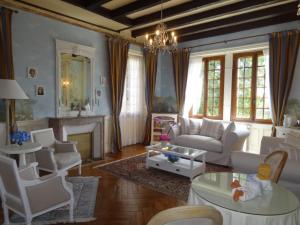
[221,122,235,142]
[189,119,201,135]
[175,135,222,153]
[179,117,190,134]
[200,118,224,140]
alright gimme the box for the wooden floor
[1,145,184,225]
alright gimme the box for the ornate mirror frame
[55,39,96,117]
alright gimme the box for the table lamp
[0,79,29,144]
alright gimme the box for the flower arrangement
[10,131,31,145]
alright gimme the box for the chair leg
[25,216,32,225]
[69,201,74,222]
[78,164,82,175]
[3,204,10,225]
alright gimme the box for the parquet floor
[0,144,185,225]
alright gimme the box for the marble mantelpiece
[49,115,105,160]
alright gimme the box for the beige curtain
[172,48,191,115]
[107,37,129,152]
[269,30,300,136]
[143,50,158,145]
[0,8,15,124]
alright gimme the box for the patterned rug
[10,176,99,225]
[97,154,231,201]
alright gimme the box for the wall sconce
[62,80,70,87]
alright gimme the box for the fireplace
[49,116,105,160]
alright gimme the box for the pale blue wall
[12,10,111,119]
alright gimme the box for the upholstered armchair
[30,128,82,175]
[0,155,74,225]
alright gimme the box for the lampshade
[0,79,28,100]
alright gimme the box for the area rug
[10,176,99,225]
[96,154,231,201]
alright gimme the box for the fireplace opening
[68,132,92,163]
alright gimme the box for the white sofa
[231,136,300,199]
[169,118,250,166]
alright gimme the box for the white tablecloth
[188,188,300,225]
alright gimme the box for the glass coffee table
[146,143,207,181]
[189,172,299,225]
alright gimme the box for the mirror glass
[60,53,92,112]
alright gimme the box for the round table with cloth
[188,172,299,225]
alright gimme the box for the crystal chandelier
[144,1,177,53]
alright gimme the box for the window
[120,53,147,147]
[231,51,271,123]
[189,55,224,119]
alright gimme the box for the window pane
[257,77,265,88]
[244,78,251,88]
[256,109,263,119]
[238,58,244,68]
[214,70,220,79]
[209,61,215,70]
[213,107,219,116]
[257,67,265,77]
[214,98,219,107]
[258,55,265,66]
[244,98,251,108]
[264,110,270,119]
[208,88,214,97]
[256,97,264,108]
[238,78,244,88]
[237,98,244,108]
[237,68,244,78]
[214,88,220,97]
[244,108,251,118]
[245,57,252,67]
[257,88,264,97]
[244,68,252,78]
[208,71,214,79]
[215,61,221,70]
[244,88,251,97]
[214,79,220,87]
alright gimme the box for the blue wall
[12,10,111,119]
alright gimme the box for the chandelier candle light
[144,0,177,53]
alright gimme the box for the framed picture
[36,85,45,96]
[27,67,38,79]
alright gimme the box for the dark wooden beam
[131,0,276,37]
[62,0,133,26]
[175,2,297,37]
[111,0,170,19]
[132,0,220,27]
[85,0,111,10]
[179,13,299,43]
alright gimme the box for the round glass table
[189,172,299,225]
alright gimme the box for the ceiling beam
[175,2,297,37]
[62,0,133,26]
[179,13,299,43]
[132,0,220,27]
[111,0,170,19]
[131,0,277,37]
[85,0,111,10]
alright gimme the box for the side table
[0,142,42,168]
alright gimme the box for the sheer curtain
[183,56,204,117]
[120,52,147,147]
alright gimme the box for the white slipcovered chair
[30,128,82,175]
[147,205,223,225]
[0,155,74,225]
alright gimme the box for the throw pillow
[269,143,300,160]
[188,119,201,135]
[200,118,224,139]
[284,132,300,149]
[179,117,190,135]
[221,122,236,142]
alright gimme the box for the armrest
[55,142,78,153]
[223,128,250,153]
[35,147,57,171]
[169,124,180,143]
[19,162,39,180]
[260,136,285,155]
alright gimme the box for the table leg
[19,153,27,168]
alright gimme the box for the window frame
[189,55,225,120]
[231,51,272,124]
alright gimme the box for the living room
[0,1,300,225]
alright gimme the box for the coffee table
[189,172,299,225]
[146,143,207,180]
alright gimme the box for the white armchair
[0,155,74,225]
[30,128,82,175]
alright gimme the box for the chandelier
[144,1,177,53]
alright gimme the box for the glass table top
[192,172,299,216]
[147,144,206,158]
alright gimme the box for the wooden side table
[0,142,42,168]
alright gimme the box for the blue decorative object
[10,131,31,145]
[163,152,179,163]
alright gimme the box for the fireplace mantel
[49,116,105,160]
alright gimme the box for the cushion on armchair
[200,118,224,139]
